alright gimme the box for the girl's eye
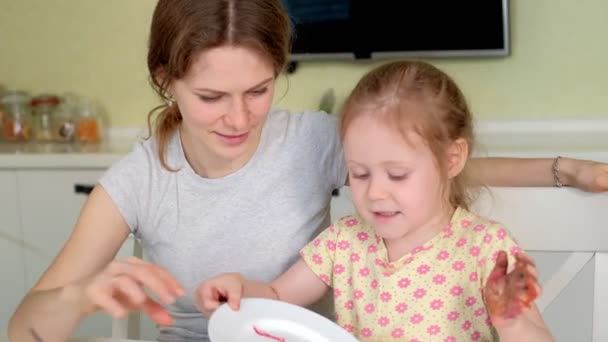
[350,173,369,180]
[389,174,409,181]
[198,95,222,102]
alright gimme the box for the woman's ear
[446,138,469,179]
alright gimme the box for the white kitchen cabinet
[16,169,113,338]
[0,171,26,330]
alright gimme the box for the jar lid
[31,95,61,107]
[0,90,30,104]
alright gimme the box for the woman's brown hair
[146,0,291,170]
[340,60,476,209]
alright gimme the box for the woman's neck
[384,205,456,262]
[179,126,261,179]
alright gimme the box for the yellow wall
[1,0,607,128]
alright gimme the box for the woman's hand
[566,159,608,192]
[195,273,245,317]
[484,251,541,329]
[83,257,184,326]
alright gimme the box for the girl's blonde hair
[340,60,476,209]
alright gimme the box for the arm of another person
[469,157,608,191]
[196,259,329,316]
[8,185,183,342]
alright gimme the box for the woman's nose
[225,99,249,131]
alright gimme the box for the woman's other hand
[567,159,608,192]
[83,257,185,326]
[195,273,245,317]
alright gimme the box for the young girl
[197,61,554,341]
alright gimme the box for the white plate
[208,298,359,342]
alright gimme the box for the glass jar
[52,93,77,142]
[31,95,60,142]
[75,98,102,143]
[0,91,32,142]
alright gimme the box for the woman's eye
[249,88,268,96]
[198,95,222,102]
[389,174,409,181]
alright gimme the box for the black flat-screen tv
[283,0,510,61]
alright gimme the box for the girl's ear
[446,138,469,179]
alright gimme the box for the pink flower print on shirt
[344,300,354,310]
[345,218,359,227]
[312,254,323,265]
[338,240,350,250]
[359,267,370,277]
[348,277,353,286]
[391,328,404,338]
[410,313,424,324]
[473,224,486,232]
[357,232,369,241]
[433,274,446,285]
[447,311,460,321]
[368,245,378,253]
[471,331,481,341]
[398,277,412,288]
[354,289,364,300]
[380,291,392,302]
[475,307,486,316]
[437,250,450,260]
[510,246,521,256]
[444,337,456,342]
[462,320,472,331]
[334,288,342,298]
[365,303,375,314]
[461,219,471,228]
[371,279,378,289]
[320,274,330,284]
[465,296,477,307]
[360,328,372,338]
[450,286,464,296]
[375,235,382,244]
[343,324,354,333]
[452,261,465,271]
[351,252,360,262]
[413,288,427,299]
[334,264,345,274]
[410,339,421,342]
[456,238,467,247]
[497,228,507,240]
[483,233,493,244]
[427,325,441,335]
[417,264,430,274]
[430,299,444,310]
[378,316,390,327]
[469,271,478,282]
[395,302,408,313]
[470,246,480,257]
[326,240,336,251]
[374,258,385,267]
[313,238,321,247]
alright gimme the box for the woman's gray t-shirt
[99,109,346,341]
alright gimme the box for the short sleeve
[98,141,152,233]
[302,112,347,191]
[478,223,523,287]
[300,223,340,287]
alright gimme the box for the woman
[9,0,608,341]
